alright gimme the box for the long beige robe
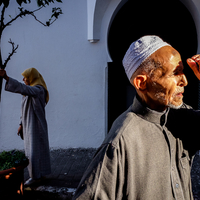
[5,77,51,179]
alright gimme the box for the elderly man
[73,35,200,200]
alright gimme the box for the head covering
[22,68,49,103]
[122,35,171,80]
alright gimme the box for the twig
[4,6,43,29]
[0,4,6,31]
[30,12,48,26]
[2,39,19,69]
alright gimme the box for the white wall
[0,0,109,151]
[1,0,200,151]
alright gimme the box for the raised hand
[187,55,200,80]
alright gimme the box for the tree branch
[0,4,6,67]
[0,4,6,32]
[2,39,19,69]
[4,6,44,29]
[3,4,62,30]
[30,12,48,26]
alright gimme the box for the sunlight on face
[145,46,188,111]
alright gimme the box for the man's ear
[133,75,147,91]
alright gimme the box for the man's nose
[179,74,188,87]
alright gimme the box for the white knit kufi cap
[122,35,171,80]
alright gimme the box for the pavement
[23,149,200,200]
[23,148,97,200]
[2,148,200,199]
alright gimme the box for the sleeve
[72,143,125,200]
[19,117,22,125]
[5,77,41,97]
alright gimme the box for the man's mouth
[176,92,183,97]
[174,88,184,97]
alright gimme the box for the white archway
[180,0,200,53]
[87,0,112,43]
[88,0,200,131]
[87,0,128,44]
[88,0,200,56]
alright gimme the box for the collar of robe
[132,96,169,126]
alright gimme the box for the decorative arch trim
[87,0,111,43]
[180,0,200,53]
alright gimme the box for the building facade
[0,0,200,151]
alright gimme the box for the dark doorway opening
[108,0,198,131]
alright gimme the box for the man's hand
[187,55,200,80]
[0,69,9,81]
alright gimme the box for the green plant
[0,150,28,171]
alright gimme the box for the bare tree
[0,0,62,100]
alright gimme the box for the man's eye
[174,69,183,76]
[173,71,179,75]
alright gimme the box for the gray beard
[168,102,183,109]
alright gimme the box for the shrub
[0,150,28,171]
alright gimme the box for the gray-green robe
[73,97,200,200]
[5,77,51,179]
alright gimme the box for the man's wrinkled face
[146,46,188,111]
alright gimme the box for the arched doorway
[107,0,198,130]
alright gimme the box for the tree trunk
[0,77,2,101]
[0,41,3,101]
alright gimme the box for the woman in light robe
[0,68,51,186]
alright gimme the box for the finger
[187,58,198,71]
[191,55,200,65]
[191,55,200,60]
[187,58,200,80]
[191,55,199,59]
[0,69,5,75]
[191,56,200,69]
